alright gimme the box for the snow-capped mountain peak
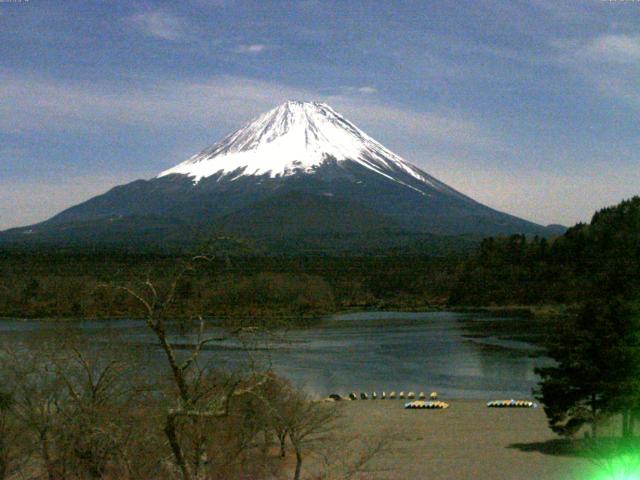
[2,101,554,247]
[158,101,444,193]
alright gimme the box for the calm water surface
[0,311,550,399]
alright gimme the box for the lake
[0,311,551,399]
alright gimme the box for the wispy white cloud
[550,33,640,108]
[126,9,186,41]
[584,34,640,64]
[340,85,378,95]
[234,44,268,54]
[0,72,499,152]
[327,97,503,150]
[553,33,640,64]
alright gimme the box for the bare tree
[51,333,147,479]
[0,328,154,480]
[263,386,339,480]
[103,255,273,480]
[255,374,293,458]
[0,344,66,479]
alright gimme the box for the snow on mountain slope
[158,101,450,195]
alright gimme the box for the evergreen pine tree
[536,299,640,438]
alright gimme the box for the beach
[331,399,596,480]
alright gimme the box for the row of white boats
[328,391,439,401]
[327,392,537,409]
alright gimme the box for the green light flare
[591,454,640,480]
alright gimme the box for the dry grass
[306,399,598,480]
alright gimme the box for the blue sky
[1,0,639,229]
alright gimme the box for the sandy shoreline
[330,399,596,480]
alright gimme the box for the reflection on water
[0,312,550,399]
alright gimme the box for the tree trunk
[623,409,630,438]
[151,321,190,403]
[193,430,210,480]
[0,451,7,480]
[164,414,193,480]
[261,429,270,455]
[591,394,598,439]
[0,433,7,480]
[279,430,287,457]
[40,430,56,480]
[293,449,302,480]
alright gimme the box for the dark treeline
[450,196,640,307]
[0,251,461,320]
[532,197,640,441]
[2,196,639,320]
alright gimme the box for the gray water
[0,311,550,399]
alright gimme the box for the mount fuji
[1,101,561,252]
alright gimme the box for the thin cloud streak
[234,44,268,54]
[357,86,377,94]
[549,33,640,108]
[0,72,500,152]
[126,9,187,41]
[585,34,640,64]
